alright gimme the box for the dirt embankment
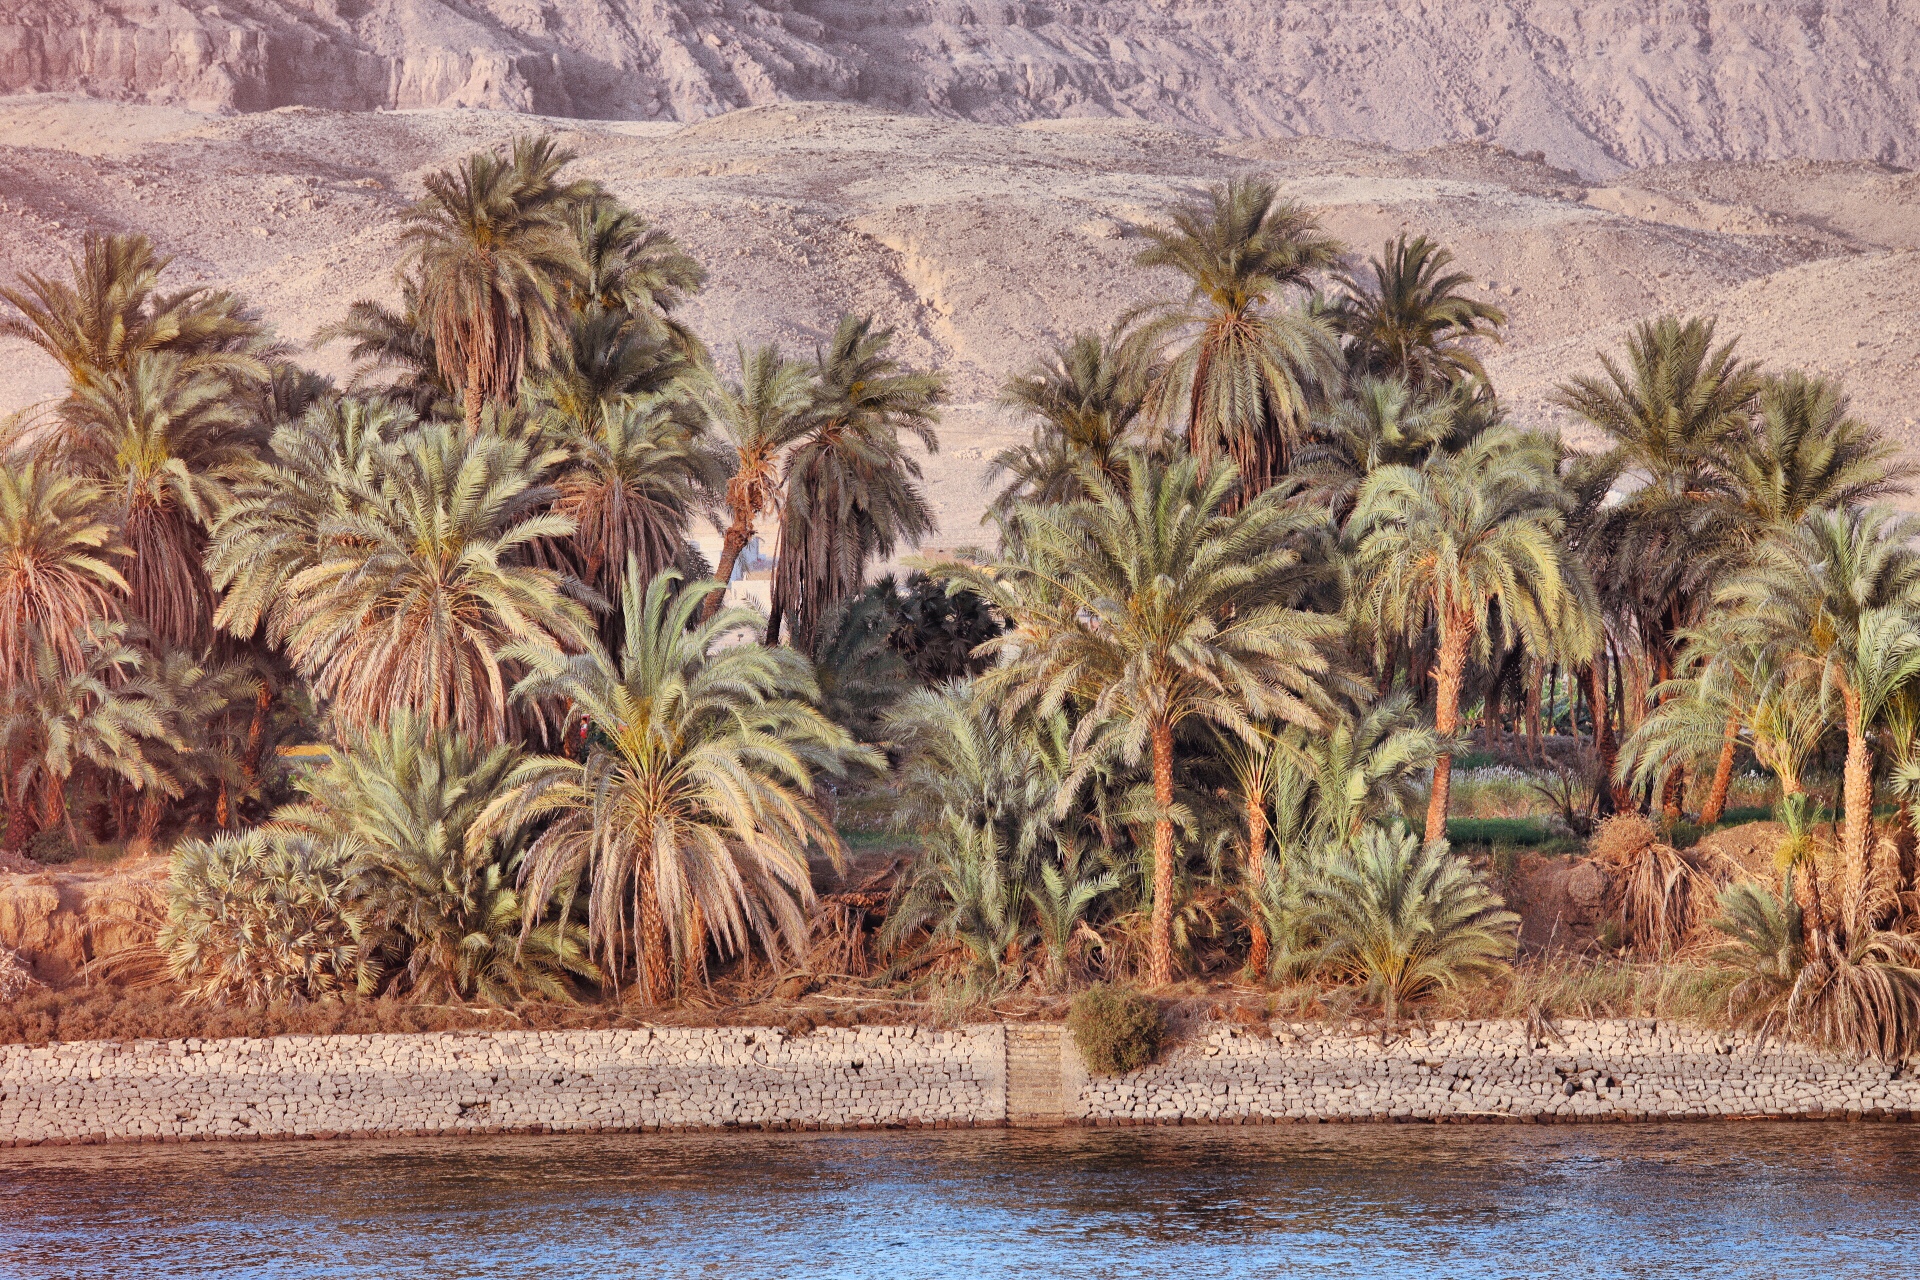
[0,856,167,988]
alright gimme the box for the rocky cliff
[3,1,1916,175]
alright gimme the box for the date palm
[1349,427,1595,843]
[1717,506,1920,888]
[1135,178,1342,496]
[277,422,594,744]
[316,271,449,414]
[566,195,706,354]
[1333,235,1506,389]
[1729,373,1913,527]
[0,231,265,402]
[61,352,262,648]
[208,396,418,644]
[477,568,878,1002]
[700,344,814,619]
[0,458,128,694]
[767,315,943,651]
[399,135,586,432]
[988,327,1166,515]
[943,454,1336,987]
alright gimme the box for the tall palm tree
[1134,178,1342,497]
[1333,235,1507,389]
[1728,373,1913,527]
[766,315,944,651]
[1717,506,1920,886]
[1349,427,1595,842]
[943,454,1336,987]
[477,568,878,1002]
[565,194,706,353]
[398,136,587,433]
[700,344,814,619]
[988,326,1167,515]
[276,422,595,744]
[0,231,265,403]
[60,352,262,648]
[0,458,128,694]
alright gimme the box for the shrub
[1067,984,1165,1075]
[157,829,373,1006]
[1589,812,1729,953]
[1301,824,1520,1023]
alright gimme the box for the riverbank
[5,1018,1917,1147]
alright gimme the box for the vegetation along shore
[5,133,1920,1072]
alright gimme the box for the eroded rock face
[0,860,167,986]
[4,1,1919,174]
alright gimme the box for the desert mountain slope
[3,2,1919,175]
[2,98,1917,544]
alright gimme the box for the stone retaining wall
[4,1019,1918,1146]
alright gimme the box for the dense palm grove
[5,140,1920,1054]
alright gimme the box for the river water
[3,1124,1917,1278]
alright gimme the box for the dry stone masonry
[3,1019,1917,1146]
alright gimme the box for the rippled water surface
[4,1124,1919,1278]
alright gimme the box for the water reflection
[4,1124,1917,1278]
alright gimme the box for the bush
[157,829,373,1006]
[1589,813,1730,953]
[26,826,79,865]
[1067,984,1165,1075]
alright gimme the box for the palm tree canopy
[0,458,128,693]
[1134,178,1343,494]
[1728,372,1914,528]
[1333,234,1506,388]
[277,421,595,743]
[565,194,706,350]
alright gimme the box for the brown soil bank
[0,857,167,987]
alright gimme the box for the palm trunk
[702,515,754,621]
[463,344,485,436]
[1245,787,1270,979]
[242,683,272,785]
[683,897,708,993]
[637,852,671,1005]
[1425,609,1471,845]
[1698,714,1740,827]
[131,792,164,856]
[1525,662,1543,764]
[1585,660,1625,814]
[1841,686,1874,894]
[1661,765,1687,821]
[1149,720,1176,989]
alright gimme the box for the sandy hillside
[5,2,1920,177]
[1,96,1918,544]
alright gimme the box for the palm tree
[565,194,706,354]
[316,271,449,414]
[276,422,595,744]
[942,454,1336,987]
[207,396,418,644]
[1134,178,1342,496]
[276,716,598,1002]
[0,458,128,694]
[699,344,814,619]
[476,568,878,1002]
[1295,376,1491,515]
[766,315,944,651]
[127,647,258,853]
[988,326,1166,514]
[1729,373,1913,527]
[398,136,586,433]
[1717,506,1920,887]
[0,231,265,403]
[1333,235,1507,389]
[1349,427,1595,843]
[58,352,264,648]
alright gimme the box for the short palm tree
[277,422,595,744]
[128,647,258,852]
[1301,824,1518,1024]
[1349,427,1594,842]
[476,568,878,1002]
[276,716,598,1002]
[767,315,943,651]
[944,453,1335,987]
[60,351,262,647]
[1333,235,1506,389]
[317,271,448,414]
[1716,506,1920,887]
[398,136,586,432]
[699,344,815,618]
[1295,375,1488,515]
[988,326,1166,514]
[0,458,127,694]
[1134,178,1342,496]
